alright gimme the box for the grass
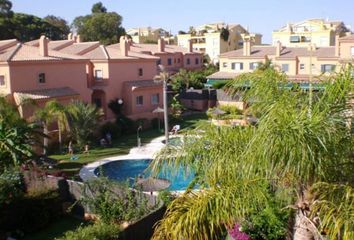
[48,113,209,177]
[23,216,89,240]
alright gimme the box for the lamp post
[154,65,169,144]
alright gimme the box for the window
[151,94,159,105]
[281,64,289,72]
[38,73,46,83]
[187,58,190,65]
[157,59,161,65]
[231,62,243,71]
[290,36,300,43]
[136,96,143,106]
[174,58,176,64]
[249,62,259,70]
[351,47,354,57]
[177,58,181,63]
[138,68,143,77]
[195,58,199,65]
[167,58,172,65]
[300,64,305,70]
[95,70,103,81]
[222,62,228,68]
[321,64,335,73]
[0,75,5,86]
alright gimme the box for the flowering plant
[228,223,251,240]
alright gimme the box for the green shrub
[0,189,62,234]
[241,202,290,240]
[56,223,120,240]
[212,80,229,89]
[0,169,25,205]
[81,178,154,224]
[157,190,174,206]
[100,121,122,139]
[219,105,243,115]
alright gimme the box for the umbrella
[152,107,164,113]
[134,177,171,192]
[211,108,226,115]
[152,107,164,132]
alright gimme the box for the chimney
[39,35,48,57]
[188,39,193,53]
[68,33,73,40]
[158,38,165,52]
[243,38,251,56]
[120,36,128,56]
[76,35,81,43]
[276,41,282,57]
[335,35,340,57]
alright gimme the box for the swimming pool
[95,159,195,191]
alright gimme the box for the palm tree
[65,100,103,147]
[149,67,354,239]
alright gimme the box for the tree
[43,15,70,40]
[0,0,13,18]
[11,13,49,41]
[71,2,125,45]
[65,100,103,147]
[91,2,107,13]
[150,67,354,239]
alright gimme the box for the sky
[10,0,354,44]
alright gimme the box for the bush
[57,223,120,240]
[0,169,25,205]
[0,189,62,234]
[100,121,122,139]
[116,116,135,134]
[81,178,153,224]
[157,190,174,206]
[212,80,229,89]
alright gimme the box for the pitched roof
[339,34,354,41]
[124,80,162,89]
[0,39,18,51]
[13,87,79,102]
[59,42,100,55]
[25,39,75,50]
[219,45,336,59]
[105,45,159,60]
[0,43,86,62]
[207,71,239,80]
[129,43,201,55]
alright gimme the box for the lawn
[23,216,89,240]
[48,113,209,177]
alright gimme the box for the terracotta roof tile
[0,39,18,51]
[219,46,336,59]
[60,42,100,55]
[14,87,79,102]
[0,44,86,62]
[207,71,239,80]
[124,80,162,89]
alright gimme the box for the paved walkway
[79,136,166,181]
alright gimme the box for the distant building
[126,27,171,44]
[208,34,354,86]
[272,18,352,47]
[177,22,262,63]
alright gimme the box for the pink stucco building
[0,35,203,121]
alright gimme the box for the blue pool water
[95,159,195,191]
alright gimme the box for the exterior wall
[8,61,91,103]
[123,86,163,120]
[0,64,11,96]
[98,59,158,119]
[182,54,203,70]
[271,58,298,76]
[219,57,266,73]
[339,41,354,59]
[272,31,333,47]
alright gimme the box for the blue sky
[10,0,354,44]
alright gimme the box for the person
[68,141,73,155]
[100,138,107,147]
[105,132,112,146]
[84,143,89,154]
[171,124,180,135]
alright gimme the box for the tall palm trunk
[43,122,48,155]
[57,120,62,153]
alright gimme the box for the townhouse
[272,18,351,47]
[126,27,171,44]
[208,34,354,86]
[0,34,203,121]
[177,22,262,63]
